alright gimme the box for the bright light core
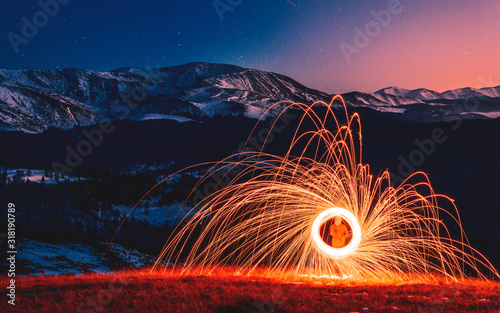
[311,207,361,258]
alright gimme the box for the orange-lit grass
[3,267,500,313]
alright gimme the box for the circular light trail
[311,207,361,258]
[149,97,500,281]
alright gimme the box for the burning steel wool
[150,96,499,282]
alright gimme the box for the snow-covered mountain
[0,62,499,132]
[375,86,444,101]
[371,85,500,121]
[376,85,500,101]
[0,62,330,132]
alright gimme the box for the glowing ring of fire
[311,207,362,258]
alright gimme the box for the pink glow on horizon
[257,0,500,94]
[346,2,500,93]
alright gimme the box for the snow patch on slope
[127,114,194,122]
[18,239,155,275]
[113,198,194,227]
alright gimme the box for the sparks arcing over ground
[149,96,499,282]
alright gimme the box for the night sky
[1,0,499,93]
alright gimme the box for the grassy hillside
[3,267,500,313]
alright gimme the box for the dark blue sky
[1,0,499,93]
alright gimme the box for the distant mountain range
[0,62,499,132]
[1,62,499,273]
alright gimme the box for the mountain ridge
[0,62,499,132]
[376,85,500,101]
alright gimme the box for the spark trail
[151,96,499,282]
